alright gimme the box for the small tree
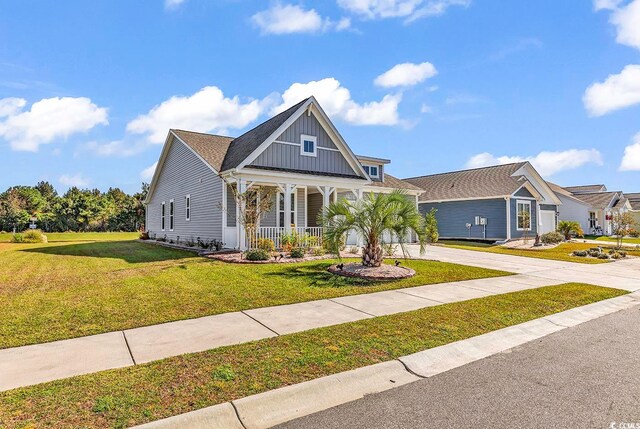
[219,178,276,248]
[322,191,428,267]
[425,208,439,243]
[611,211,637,249]
[518,209,531,242]
[557,220,582,240]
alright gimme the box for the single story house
[547,183,632,235]
[403,162,561,241]
[144,96,423,250]
[626,193,640,228]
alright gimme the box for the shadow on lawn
[265,262,374,288]
[20,240,193,263]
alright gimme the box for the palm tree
[321,191,428,267]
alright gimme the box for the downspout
[505,197,511,241]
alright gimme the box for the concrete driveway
[277,304,640,429]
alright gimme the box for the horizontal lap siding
[147,137,223,242]
[419,199,508,240]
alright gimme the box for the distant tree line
[0,182,148,233]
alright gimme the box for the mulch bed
[207,252,335,264]
[327,262,416,281]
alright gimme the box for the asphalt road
[277,305,640,429]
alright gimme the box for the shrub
[557,221,582,240]
[348,246,359,254]
[597,253,610,260]
[588,250,601,258]
[629,229,640,238]
[289,247,305,258]
[572,250,587,257]
[311,246,325,256]
[139,231,150,240]
[425,208,439,243]
[382,242,397,256]
[256,238,276,252]
[611,252,622,259]
[619,250,627,257]
[13,229,47,243]
[244,249,270,261]
[540,231,563,245]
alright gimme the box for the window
[300,134,317,157]
[516,200,532,231]
[161,202,166,231]
[185,195,191,221]
[362,165,379,178]
[169,199,174,231]
[277,192,296,228]
[589,212,597,229]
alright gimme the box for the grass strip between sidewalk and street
[0,283,626,429]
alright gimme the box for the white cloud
[251,3,350,35]
[0,97,25,117]
[466,149,603,176]
[610,0,640,50]
[337,0,470,22]
[59,173,90,188]
[273,77,401,126]
[583,64,640,116]
[140,162,158,182]
[374,62,437,88]
[420,103,433,113]
[127,86,267,144]
[594,0,623,10]
[165,0,185,9]
[0,97,108,152]
[620,132,640,171]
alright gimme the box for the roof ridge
[172,129,235,139]
[403,161,526,180]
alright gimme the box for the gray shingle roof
[564,184,607,194]
[220,98,309,171]
[368,174,423,191]
[573,191,619,209]
[625,193,640,210]
[172,130,233,171]
[403,162,528,202]
[613,197,629,209]
[546,181,591,205]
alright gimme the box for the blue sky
[1,0,639,194]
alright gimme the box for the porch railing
[246,227,324,249]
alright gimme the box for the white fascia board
[513,162,562,205]
[235,167,370,188]
[419,195,510,204]
[145,131,175,204]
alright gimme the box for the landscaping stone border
[207,252,335,264]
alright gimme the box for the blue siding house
[404,162,561,242]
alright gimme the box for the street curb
[130,294,640,429]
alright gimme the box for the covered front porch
[221,171,370,250]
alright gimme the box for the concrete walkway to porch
[2,245,639,392]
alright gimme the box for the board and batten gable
[147,136,223,242]
[418,199,508,240]
[249,111,358,177]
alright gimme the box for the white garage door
[540,210,556,234]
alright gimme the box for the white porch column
[237,178,247,250]
[284,183,293,233]
[322,186,331,209]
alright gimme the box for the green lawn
[438,240,640,264]
[0,231,139,243]
[583,235,640,245]
[0,283,625,429]
[0,237,510,349]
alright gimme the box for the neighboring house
[403,162,561,241]
[144,97,423,250]
[547,183,632,235]
[626,193,640,229]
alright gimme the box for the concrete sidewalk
[1,273,561,392]
[2,245,639,392]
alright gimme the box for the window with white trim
[169,199,174,231]
[362,165,379,178]
[516,200,532,230]
[161,202,166,231]
[588,211,597,229]
[277,192,296,228]
[300,134,317,157]
[185,195,191,221]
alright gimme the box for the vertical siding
[418,199,508,240]
[510,198,538,238]
[513,187,535,198]
[249,111,358,176]
[226,184,236,227]
[297,187,306,226]
[307,193,323,227]
[146,137,223,242]
[261,191,277,227]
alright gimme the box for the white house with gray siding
[144,96,423,250]
[404,162,562,241]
